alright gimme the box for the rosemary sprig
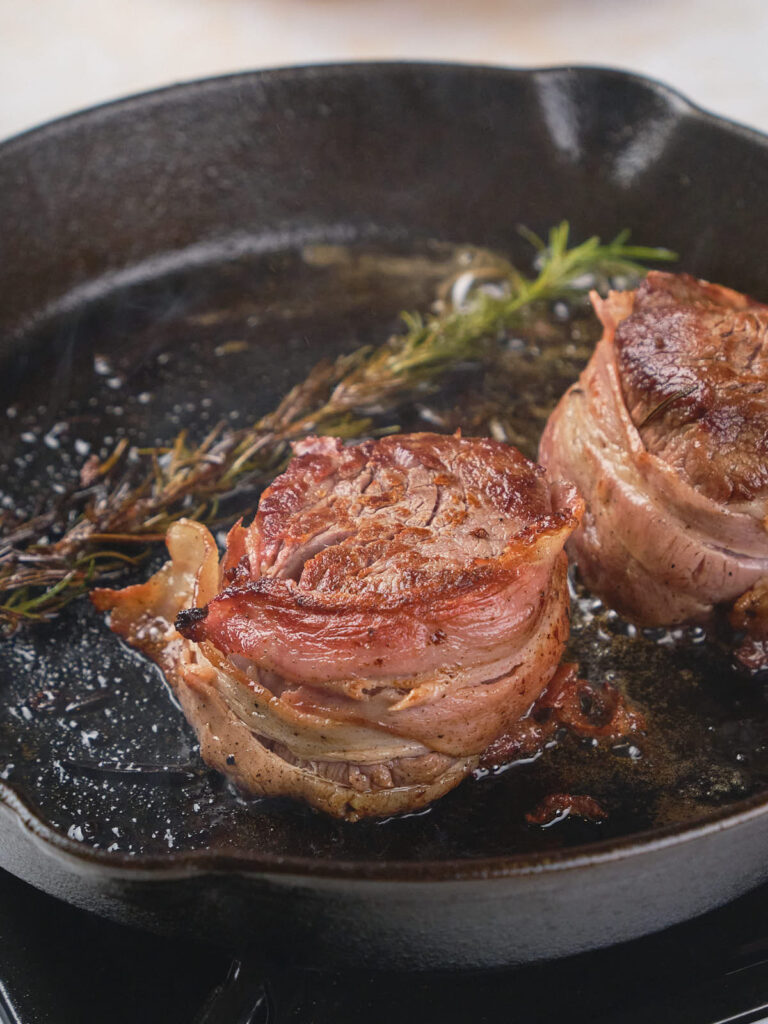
[0,222,675,632]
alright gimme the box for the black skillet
[2,63,768,975]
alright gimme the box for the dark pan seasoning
[1,241,766,861]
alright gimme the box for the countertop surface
[2,0,768,140]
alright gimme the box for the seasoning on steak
[539,272,768,666]
[93,432,583,820]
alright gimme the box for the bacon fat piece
[94,432,583,819]
[540,272,768,664]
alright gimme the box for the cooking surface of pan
[2,63,768,967]
[2,240,767,868]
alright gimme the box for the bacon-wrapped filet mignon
[539,271,768,670]
[93,433,582,819]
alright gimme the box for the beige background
[2,0,768,140]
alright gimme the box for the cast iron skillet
[2,63,768,974]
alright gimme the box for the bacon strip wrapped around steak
[539,272,768,670]
[93,432,583,819]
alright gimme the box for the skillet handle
[193,956,272,1024]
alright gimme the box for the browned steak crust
[615,272,768,504]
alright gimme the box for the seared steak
[539,272,768,658]
[615,273,768,503]
[94,433,582,819]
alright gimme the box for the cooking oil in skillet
[0,238,766,862]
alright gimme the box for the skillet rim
[3,59,768,886]
[3,59,768,153]
[4,774,768,883]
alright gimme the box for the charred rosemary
[0,222,675,632]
